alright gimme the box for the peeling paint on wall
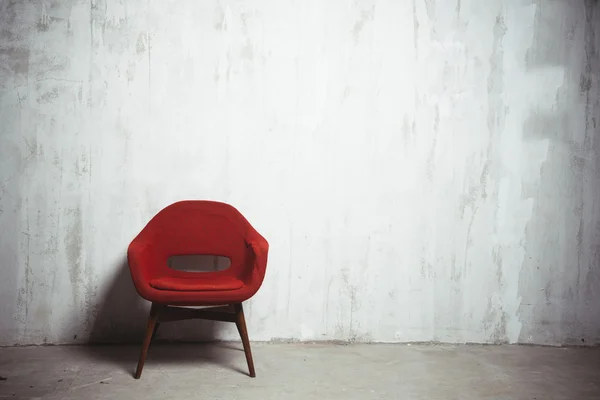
[0,0,599,346]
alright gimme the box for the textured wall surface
[1,0,599,346]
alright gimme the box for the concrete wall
[1,0,599,346]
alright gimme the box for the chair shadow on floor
[76,256,247,378]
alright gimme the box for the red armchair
[127,200,269,379]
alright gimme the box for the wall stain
[50,151,63,294]
[578,1,598,331]
[39,87,60,103]
[352,6,374,43]
[525,0,571,70]
[423,0,435,22]
[412,0,419,57]
[463,205,478,274]
[36,1,51,32]
[0,47,29,77]
[401,114,413,146]
[457,183,477,219]
[135,32,146,54]
[491,312,508,344]
[341,268,360,340]
[487,15,507,138]
[476,12,507,239]
[483,297,509,344]
[342,86,352,102]
[214,4,225,31]
[286,227,293,318]
[241,42,254,61]
[15,198,33,336]
[420,256,434,279]
[324,277,333,334]
[457,12,506,221]
[35,20,50,32]
[65,207,83,307]
[425,104,439,181]
[83,258,98,333]
[479,161,489,200]
[75,153,90,178]
[492,247,503,285]
[0,1,32,81]
[238,10,254,62]
[517,0,600,345]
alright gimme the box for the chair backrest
[134,200,254,273]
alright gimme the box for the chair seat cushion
[149,275,244,291]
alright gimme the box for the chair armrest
[127,239,163,293]
[247,237,269,259]
[245,234,269,278]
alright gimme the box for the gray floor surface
[0,343,599,399]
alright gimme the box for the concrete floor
[0,343,599,399]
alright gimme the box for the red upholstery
[127,200,269,306]
[149,276,244,291]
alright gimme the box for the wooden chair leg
[234,303,256,378]
[135,303,160,379]
[150,322,160,345]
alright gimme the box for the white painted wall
[1,0,599,346]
